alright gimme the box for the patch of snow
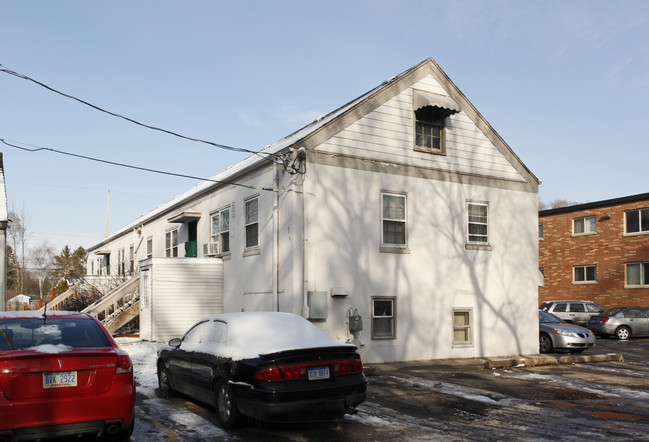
[26,344,72,353]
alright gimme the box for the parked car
[587,307,649,340]
[157,312,367,429]
[539,300,605,326]
[0,310,135,440]
[538,310,596,353]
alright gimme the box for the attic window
[413,90,460,155]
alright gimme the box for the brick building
[539,193,649,309]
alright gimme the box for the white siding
[148,258,224,341]
[320,74,524,182]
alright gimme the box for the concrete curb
[484,353,623,369]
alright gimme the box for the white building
[86,59,541,363]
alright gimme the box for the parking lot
[128,337,649,441]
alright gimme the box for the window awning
[94,249,111,255]
[167,211,202,223]
[413,89,461,114]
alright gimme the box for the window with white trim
[467,203,488,244]
[210,207,230,254]
[372,297,396,340]
[539,223,544,240]
[117,248,125,275]
[453,309,473,346]
[381,193,406,247]
[146,237,153,259]
[415,106,447,153]
[574,265,597,283]
[626,208,649,234]
[573,216,596,235]
[129,245,134,274]
[165,229,178,257]
[626,262,649,287]
[244,197,259,249]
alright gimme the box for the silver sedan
[539,310,596,354]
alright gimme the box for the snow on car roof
[0,310,87,319]
[195,312,354,360]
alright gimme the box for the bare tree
[29,243,55,302]
[7,205,30,293]
[539,198,580,210]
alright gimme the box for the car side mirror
[168,337,181,348]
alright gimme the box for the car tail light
[254,358,363,382]
[115,352,133,374]
[599,317,610,323]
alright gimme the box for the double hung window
[165,229,178,257]
[573,216,596,235]
[626,262,649,287]
[453,309,473,346]
[210,208,230,255]
[467,203,488,244]
[146,237,153,259]
[372,298,396,339]
[245,197,259,249]
[574,265,597,283]
[381,193,406,247]
[626,208,649,234]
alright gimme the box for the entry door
[185,220,198,257]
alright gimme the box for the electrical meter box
[307,291,328,320]
[349,315,363,332]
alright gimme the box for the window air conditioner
[203,242,220,256]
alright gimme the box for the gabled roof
[89,58,538,251]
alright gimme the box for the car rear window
[0,318,110,350]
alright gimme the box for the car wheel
[157,362,175,398]
[214,379,244,429]
[539,333,553,353]
[615,326,630,341]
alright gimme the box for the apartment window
[626,262,649,287]
[453,309,473,346]
[372,297,396,339]
[146,237,153,259]
[467,203,488,244]
[574,265,597,283]
[573,216,596,235]
[245,197,259,249]
[117,249,125,275]
[538,223,544,239]
[626,208,649,234]
[129,245,134,274]
[415,106,448,153]
[165,229,178,257]
[210,207,231,254]
[381,193,406,246]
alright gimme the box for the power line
[0,138,274,192]
[0,63,274,160]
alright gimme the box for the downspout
[274,159,280,312]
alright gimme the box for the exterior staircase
[82,274,141,335]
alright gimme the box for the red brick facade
[539,194,649,309]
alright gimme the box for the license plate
[43,371,77,389]
[307,366,330,381]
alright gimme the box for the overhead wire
[0,138,275,192]
[0,63,276,160]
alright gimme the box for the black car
[156,312,367,429]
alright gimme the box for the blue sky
[2,1,648,253]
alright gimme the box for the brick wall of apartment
[539,199,649,309]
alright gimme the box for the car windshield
[0,317,110,351]
[602,307,626,316]
[539,310,562,324]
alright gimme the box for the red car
[0,310,135,440]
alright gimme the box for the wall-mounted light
[601,213,611,220]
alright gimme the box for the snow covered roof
[88,68,393,250]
